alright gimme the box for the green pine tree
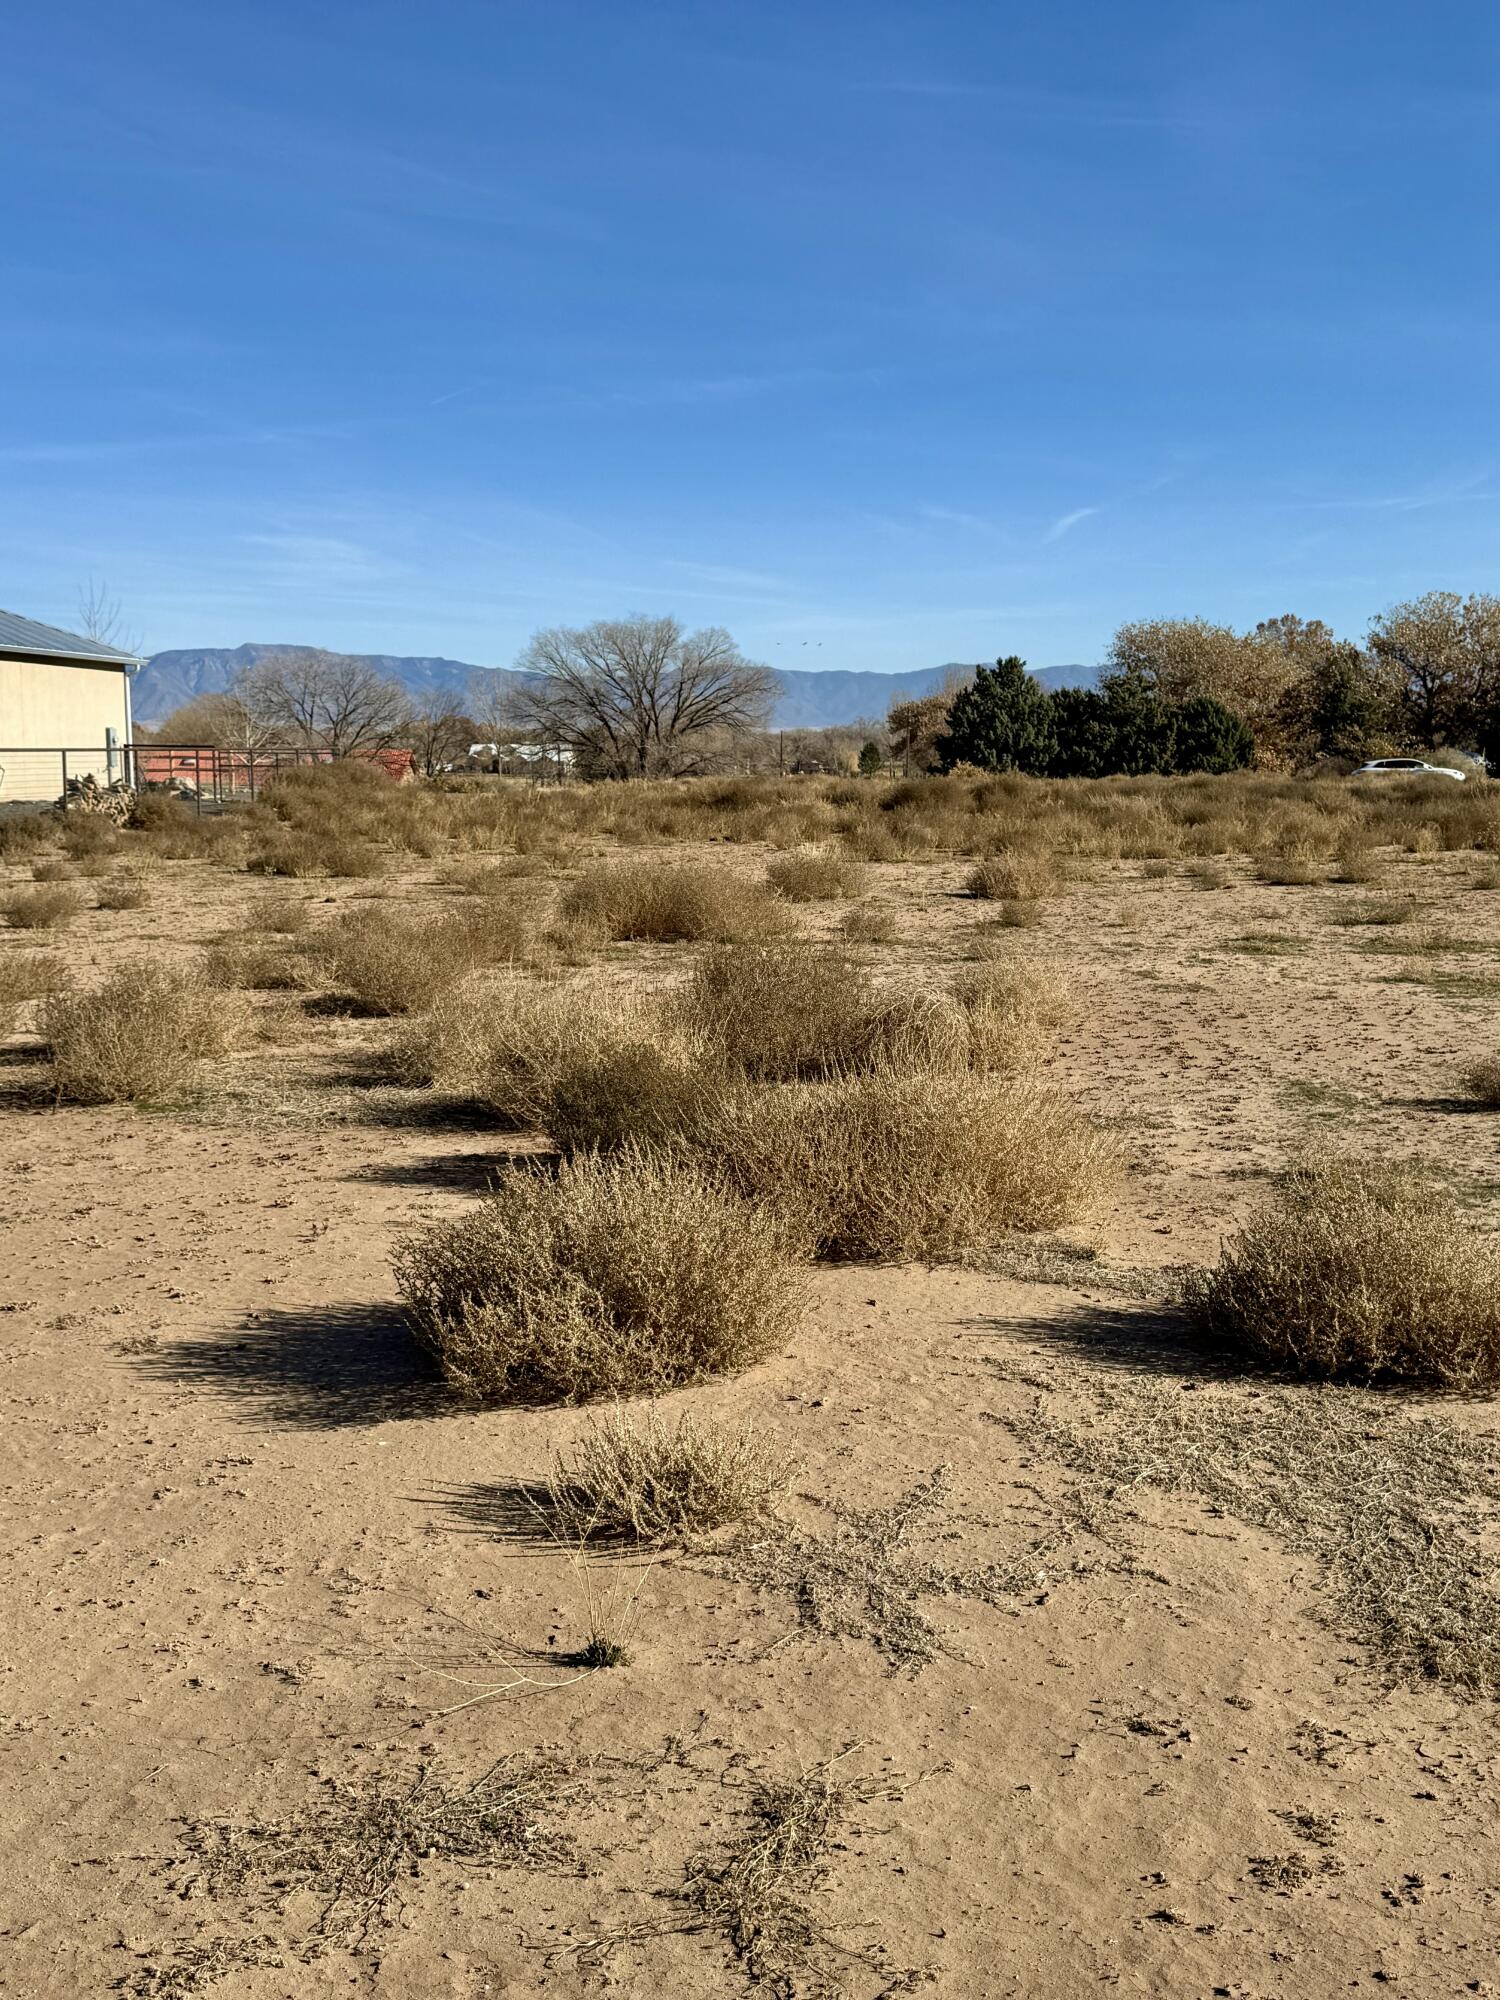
[935,657,1056,773]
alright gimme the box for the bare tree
[76,577,141,655]
[511,615,780,777]
[152,688,279,751]
[238,649,412,757]
[407,703,479,776]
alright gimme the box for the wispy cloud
[920,502,1005,536]
[1295,468,1498,514]
[1043,505,1099,542]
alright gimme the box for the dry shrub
[31,858,78,883]
[965,853,1058,902]
[312,900,536,1014]
[0,952,69,1033]
[838,903,897,945]
[1254,843,1323,886]
[678,941,878,1080]
[247,829,387,879]
[253,895,310,933]
[544,1030,729,1154]
[877,960,1070,1076]
[0,884,83,930]
[43,962,239,1103]
[1462,1058,1500,1107]
[392,1148,803,1402]
[559,860,787,943]
[389,979,648,1125]
[1190,1156,1500,1388]
[710,1070,1117,1260]
[58,817,117,860]
[95,874,150,911]
[765,846,866,902]
[544,1407,795,1544]
[204,937,306,990]
[0,814,53,859]
[1186,860,1229,891]
[1334,839,1383,883]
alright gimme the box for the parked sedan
[1352,757,1467,781]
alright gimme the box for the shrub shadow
[349,1145,540,1192]
[136,1302,455,1428]
[1386,1095,1492,1117]
[423,1480,652,1558]
[964,1297,1257,1382]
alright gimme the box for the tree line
[150,592,1500,780]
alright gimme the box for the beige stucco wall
[0,655,133,802]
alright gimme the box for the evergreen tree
[1099,670,1178,775]
[1168,693,1255,773]
[1045,687,1118,777]
[935,657,1056,773]
[857,739,884,776]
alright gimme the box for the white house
[0,609,143,803]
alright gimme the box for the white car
[1352,757,1467,781]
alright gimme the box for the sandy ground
[4,836,1500,1997]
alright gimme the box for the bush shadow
[423,1480,650,1559]
[136,1302,455,1429]
[349,1145,540,1193]
[963,1297,1259,1383]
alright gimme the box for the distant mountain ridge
[135,645,1099,732]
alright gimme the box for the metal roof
[0,608,142,667]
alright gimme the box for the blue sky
[4,1,1499,673]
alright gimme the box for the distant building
[0,609,142,802]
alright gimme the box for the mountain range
[134,645,1098,732]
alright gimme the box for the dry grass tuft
[252,895,311,933]
[388,979,656,1129]
[765,845,866,901]
[543,1029,728,1154]
[965,853,1059,902]
[1462,1057,1500,1107]
[203,938,306,991]
[672,1760,914,1992]
[677,945,1068,1086]
[837,902,898,946]
[676,941,878,1080]
[43,962,239,1104]
[95,874,151,911]
[1189,1154,1500,1388]
[1,884,84,930]
[30,858,78,883]
[393,1147,803,1402]
[311,900,537,1014]
[544,1407,795,1545]
[711,1069,1117,1260]
[558,859,787,943]
[0,814,54,859]
[1253,843,1324,886]
[0,952,70,1034]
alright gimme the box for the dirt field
[4,782,1500,1998]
